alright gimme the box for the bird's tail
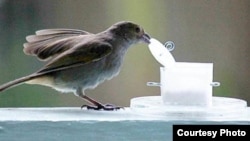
[0,74,37,92]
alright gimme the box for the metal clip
[164,41,175,52]
[147,82,161,87]
[210,82,221,87]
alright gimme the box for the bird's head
[108,21,151,45]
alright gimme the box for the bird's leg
[76,88,122,111]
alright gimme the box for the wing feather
[23,29,92,61]
[35,28,89,35]
[37,42,112,74]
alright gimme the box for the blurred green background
[0,0,249,107]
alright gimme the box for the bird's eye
[135,27,140,33]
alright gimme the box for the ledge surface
[0,107,250,122]
[0,107,155,121]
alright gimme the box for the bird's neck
[98,31,132,49]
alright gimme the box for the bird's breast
[102,47,127,79]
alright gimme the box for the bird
[0,21,151,110]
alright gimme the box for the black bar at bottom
[173,125,250,141]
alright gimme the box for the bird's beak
[141,33,151,44]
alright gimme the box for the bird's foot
[81,103,123,111]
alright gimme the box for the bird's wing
[36,41,112,74]
[23,29,92,61]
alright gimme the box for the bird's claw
[81,103,124,111]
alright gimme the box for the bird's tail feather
[0,74,37,92]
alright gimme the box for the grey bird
[0,21,151,110]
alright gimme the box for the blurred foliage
[0,0,249,107]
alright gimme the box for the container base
[130,96,248,120]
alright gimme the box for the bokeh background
[0,0,249,107]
